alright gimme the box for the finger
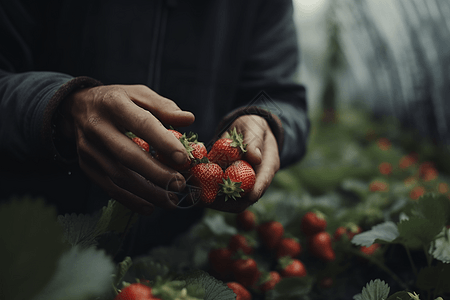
[82,119,186,191]
[240,117,267,166]
[77,130,180,210]
[246,132,280,203]
[122,84,195,127]
[101,89,190,166]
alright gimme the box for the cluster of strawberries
[129,127,256,204]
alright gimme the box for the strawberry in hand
[220,160,256,201]
[208,127,247,168]
[189,158,223,204]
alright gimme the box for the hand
[205,115,281,213]
[58,85,195,215]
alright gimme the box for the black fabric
[0,0,309,256]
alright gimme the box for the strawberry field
[2,108,450,300]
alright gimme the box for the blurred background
[293,0,450,147]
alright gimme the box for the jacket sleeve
[0,2,101,163]
[218,0,310,169]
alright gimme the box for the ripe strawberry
[308,232,335,262]
[168,129,183,139]
[369,180,389,192]
[229,234,254,255]
[220,160,256,201]
[208,127,247,168]
[257,221,284,250]
[226,282,252,300]
[333,223,362,242]
[189,158,223,204]
[410,186,425,200]
[231,257,260,288]
[378,162,392,175]
[278,257,307,278]
[399,153,418,169]
[131,137,150,152]
[419,162,438,182]
[376,138,391,151]
[300,211,327,236]
[258,271,281,292]
[275,237,302,258]
[114,283,161,300]
[208,247,233,279]
[236,210,257,231]
[360,243,381,256]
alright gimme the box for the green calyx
[226,127,247,153]
[179,133,196,159]
[219,177,244,201]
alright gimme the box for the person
[0,0,310,258]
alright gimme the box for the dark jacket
[0,0,309,256]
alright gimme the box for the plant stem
[423,244,433,267]
[404,244,418,276]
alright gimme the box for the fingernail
[172,150,187,165]
[255,147,262,158]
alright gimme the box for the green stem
[423,243,433,267]
[404,244,419,277]
[348,247,409,290]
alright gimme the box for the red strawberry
[378,162,392,175]
[226,282,252,300]
[131,137,150,152]
[208,127,247,168]
[419,162,438,181]
[229,234,254,255]
[231,257,260,288]
[168,129,183,139]
[278,257,307,278]
[209,247,233,279]
[376,138,391,151]
[300,211,327,236]
[257,221,284,250]
[189,158,223,204]
[369,180,389,192]
[360,243,381,256]
[258,271,281,292]
[308,232,335,262]
[220,160,256,201]
[114,283,161,300]
[410,186,425,200]
[333,223,362,242]
[275,237,302,258]
[236,210,257,231]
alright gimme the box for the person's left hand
[204,114,281,213]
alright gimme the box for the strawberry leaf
[180,270,235,300]
[97,199,139,234]
[0,197,66,300]
[385,291,411,300]
[57,211,102,249]
[32,246,115,300]
[429,227,450,263]
[396,215,443,249]
[351,221,399,247]
[353,279,390,300]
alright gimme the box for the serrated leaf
[0,197,66,300]
[181,270,235,300]
[98,200,139,234]
[58,211,102,248]
[416,194,450,226]
[396,216,443,249]
[32,246,115,300]
[359,279,390,300]
[429,227,450,263]
[352,222,399,247]
[203,214,237,236]
[113,256,133,287]
[265,277,314,300]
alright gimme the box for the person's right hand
[58,84,195,215]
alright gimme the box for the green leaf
[396,216,443,249]
[0,197,66,300]
[352,221,399,247]
[57,211,102,248]
[32,246,115,300]
[429,227,450,263]
[355,279,390,300]
[386,291,411,300]
[180,270,235,300]
[415,194,450,226]
[265,277,314,300]
[97,199,139,234]
[112,256,133,288]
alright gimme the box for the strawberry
[308,232,335,262]
[114,283,161,300]
[378,162,392,175]
[410,186,425,200]
[257,221,284,250]
[376,138,391,151]
[419,162,438,182]
[208,247,233,279]
[168,129,183,139]
[360,243,381,256]
[229,234,254,255]
[438,182,449,194]
[278,257,307,278]
[399,153,418,169]
[226,282,252,300]
[231,257,260,288]
[189,158,223,204]
[300,211,327,236]
[258,271,281,292]
[275,237,302,258]
[208,127,247,168]
[333,223,362,242]
[236,210,257,231]
[369,180,389,192]
[131,137,150,152]
[220,160,256,201]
